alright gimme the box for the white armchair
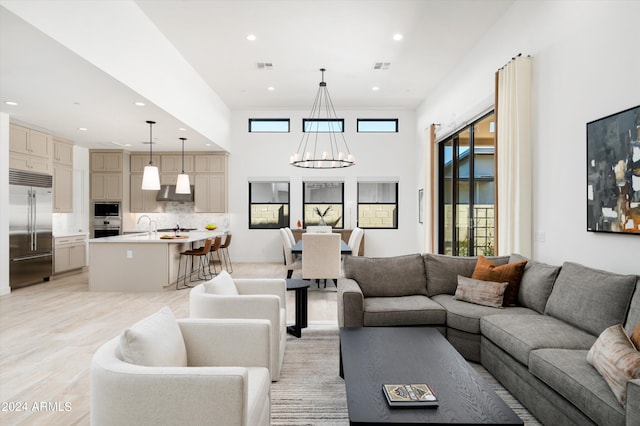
[190,271,287,381]
[91,308,271,426]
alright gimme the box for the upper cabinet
[194,154,228,213]
[161,154,194,173]
[194,155,225,173]
[9,124,52,174]
[52,138,74,213]
[90,150,126,201]
[130,154,160,173]
[53,138,74,165]
[91,151,123,173]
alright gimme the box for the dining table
[290,239,352,254]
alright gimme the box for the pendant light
[290,68,355,169]
[141,120,161,190]
[175,137,191,194]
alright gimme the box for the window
[357,119,398,133]
[249,181,290,229]
[248,119,290,133]
[303,119,344,132]
[357,182,398,229]
[439,111,495,256]
[303,181,344,228]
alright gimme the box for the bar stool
[207,236,223,275]
[219,232,233,273]
[176,238,214,290]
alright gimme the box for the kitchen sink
[156,228,197,232]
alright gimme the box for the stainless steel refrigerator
[9,170,53,289]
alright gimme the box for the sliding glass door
[439,112,495,256]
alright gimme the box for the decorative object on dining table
[315,206,332,226]
[289,68,355,169]
[297,219,302,229]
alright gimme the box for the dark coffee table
[340,327,523,425]
[286,279,310,338]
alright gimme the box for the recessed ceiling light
[4,101,18,106]
[393,33,403,41]
[134,101,145,106]
[179,127,187,131]
[78,127,88,131]
[372,86,380,91]
[247,34,256,41]
[267,86,275,91]
[205,143,212,147]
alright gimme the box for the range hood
[156,185,195,202]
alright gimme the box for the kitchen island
[88,230,224,292]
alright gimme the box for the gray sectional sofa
[337,253,640,426]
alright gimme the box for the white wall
[417,0,640,274]
[228,108,418,262]
[0,113,10,295]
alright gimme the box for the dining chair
[348,227,364,256]
[306,225,332,233]
[284,227,299,261]
[280,228,301,278]
[302,233,341,287]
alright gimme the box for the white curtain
[496,55,532,257]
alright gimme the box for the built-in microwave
[93,202,121,218]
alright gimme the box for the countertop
[53,232,90,238]
[89,230,224,244]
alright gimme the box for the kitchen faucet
[137,215,154,236]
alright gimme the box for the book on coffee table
[382,383,438,407]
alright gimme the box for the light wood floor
[0,263,338,425]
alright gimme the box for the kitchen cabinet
[130,174,161,212]
[91,152,122,172]
[194,155,226,173]
[9,124,53,173]
[195,174,226,212]
[53,163,73,212]
[10,124,52,158]
[161,154,194,173]
[54,235,87,274]
[53,138,74,165]
[91,173,122,200]
[131,154,160,173]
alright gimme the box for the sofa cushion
[203,271,238,295]
[510,253,560,314]
[117,307,187,367]
[453,276,508,308]
[344,254,427,297]
[529,349,625,426]
[624,278,640,336]
[471,256,526,307]
[432,294,537,334]
[424,254,509,297]
[481,314,596,366]
[587,324,640,406]
[544,262,637,336]
[363,295,446,326]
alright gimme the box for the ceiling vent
[373,62,391,70]
[257,62,274,70]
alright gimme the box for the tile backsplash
[127,202,230,232]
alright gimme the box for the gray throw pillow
[510,253,560,314]
[624,278,640,336]
[544,262,637,336]
[344,254,427,297]
[424,254,509,296]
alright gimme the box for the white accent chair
[280,227,301,278]
[306,225,332,233]
[348,227,364,256]
[302,232,342,287]
[189,271,287,381]
[91,307,271,426]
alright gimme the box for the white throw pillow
[117,307,187,367]
[203,271,238,295]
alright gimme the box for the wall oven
[93,218,121,238]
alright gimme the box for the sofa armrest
[337,278,365,327]
[627,378,640,426]
[178,318,271,369]
[234,278,286,309]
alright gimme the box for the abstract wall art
[587,105,640,234]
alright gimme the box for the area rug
[271,325,541,425]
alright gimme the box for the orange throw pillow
[471,256,527,307]
[631,323,640,350]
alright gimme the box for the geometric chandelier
[290,68,356,169]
